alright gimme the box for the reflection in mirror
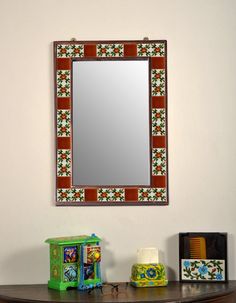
[72,60,150,186]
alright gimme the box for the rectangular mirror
[55,40,168,205]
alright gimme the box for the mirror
[55,40,168,205]
[72,60,150,186]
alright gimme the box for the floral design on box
[57,110,71,137]
[64,246,78,263]
[63,264,78,282]
[151,69,165,96]
[57,149,71,177]
[152,109,166,136]
[137,43,165,57]
[98,188,125,202]
[57,188,85,202]
[97,44,124,57]
[57,70,70,97]
[138,188,166,202]
[152,148,166,176]
[57,44,84,58]
[182,259,225,281]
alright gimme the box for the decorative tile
[181,259,225,281]
[98,188,125,202]
[57,44,84,58]
[57,149,71,177]
[152,148,166,176]
[57,70,70,97]
[64,246,78,263]
[152,109,166,136]
[137,43,165,57]
[57,188,85,202]
[138,188,167,202]
[151,69,165,96]
[97,44,124,57]
[57,110,71,137]
[63,264,77,282]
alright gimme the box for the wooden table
[0,281,236,303]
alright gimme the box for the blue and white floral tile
[97,44,124,57]
[138,188,167,202]
[98,188,125,202]
[63,264,78,282]
[181,259,225,281]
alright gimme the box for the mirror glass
[72,60,150,186]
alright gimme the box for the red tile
[57,177,71,188]
[151,57,165,69]
[124,44,137,57]
[84,44,97,57]
[85,188,97,201]
[152,136,166,148]
[152,176,166,188]
[125,188,138,201]
[56,58,71,70]
[57,98,71,110]
[57,137,71,149]
[152,96,165,108]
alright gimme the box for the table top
[0,281,236,303]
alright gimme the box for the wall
[0,0,236,284]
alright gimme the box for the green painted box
[45,234,102,291]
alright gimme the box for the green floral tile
[138,188,166,202]
[57,44,84,58]
[57,70,70,97]
[57,110,71,137]
[137,43,165,57]
[181,259,225,281]
[152,148,166,176]
[57,150,71,177]
[152,109,165,136]
[97,44,124,57]
[57,189,85,202]
[98,188,125,202]
[151,69,165,96]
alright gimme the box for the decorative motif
[57,110,71,137]
[137,43,165,57]
[57,149,71,176]
[83,246,101,264]
[64,246,78,263]
[63,264,78,282]
[131,263,168,287]
[98,188,125,202]
[97,44,124,57]
[181,259,225,281]
[151,69,165,96]
[138,188,166,202]
[50,245,60,260]
[152,148,166,176]
[51,264,60,280]
[152,109,166,136]
[57,44,84,58]
[57,70,70,97]
[57,188,85,202]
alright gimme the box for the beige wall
[0,0,236,284]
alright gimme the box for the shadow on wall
[165,234,178,281]
[1,245,49,284]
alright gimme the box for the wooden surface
[0,281,236,303]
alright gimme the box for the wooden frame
[54,40,168,206]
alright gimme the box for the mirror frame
[54,40,168,206]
